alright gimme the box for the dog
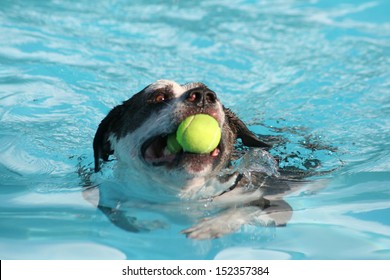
[91,80,307,239]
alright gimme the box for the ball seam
[178,115,194,149]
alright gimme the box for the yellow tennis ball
[166,133,182,154]
[176,114,221,154]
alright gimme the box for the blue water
[1,0,389,260]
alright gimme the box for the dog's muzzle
[141,133,222,166]
[141,88,225,173]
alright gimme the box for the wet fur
[91,80,310,239]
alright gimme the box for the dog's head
[93,80,269,187]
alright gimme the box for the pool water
[1,0,389,260]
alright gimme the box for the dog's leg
[98,205,147,232]
[181,206,260,240]
[181,201,290,240]
[262,199,293,226]
[98,205,167,233]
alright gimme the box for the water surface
[0,0,389,259]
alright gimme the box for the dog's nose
[186,88,217,107]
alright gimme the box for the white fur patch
[146,80,186,98]
[108,79,227,192]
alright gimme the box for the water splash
[216,148,280,189]
[232,148,280,177]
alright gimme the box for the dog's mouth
[141,134,222,168]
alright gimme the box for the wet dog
[92,80,302,239]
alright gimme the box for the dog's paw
[181,216,240,240]
[181,207,259,240]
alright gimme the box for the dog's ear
[93,87,151,172]
[93,105,124,172]
[224,107,271,148]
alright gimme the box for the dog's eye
[148,90,172,104]
[154,93,166,103]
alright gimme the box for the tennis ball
[176,114,221,154]
[166,133,182,154]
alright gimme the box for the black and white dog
[92,80,303,239]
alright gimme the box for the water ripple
[0,0,389,259]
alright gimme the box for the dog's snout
[186,88,218,107]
